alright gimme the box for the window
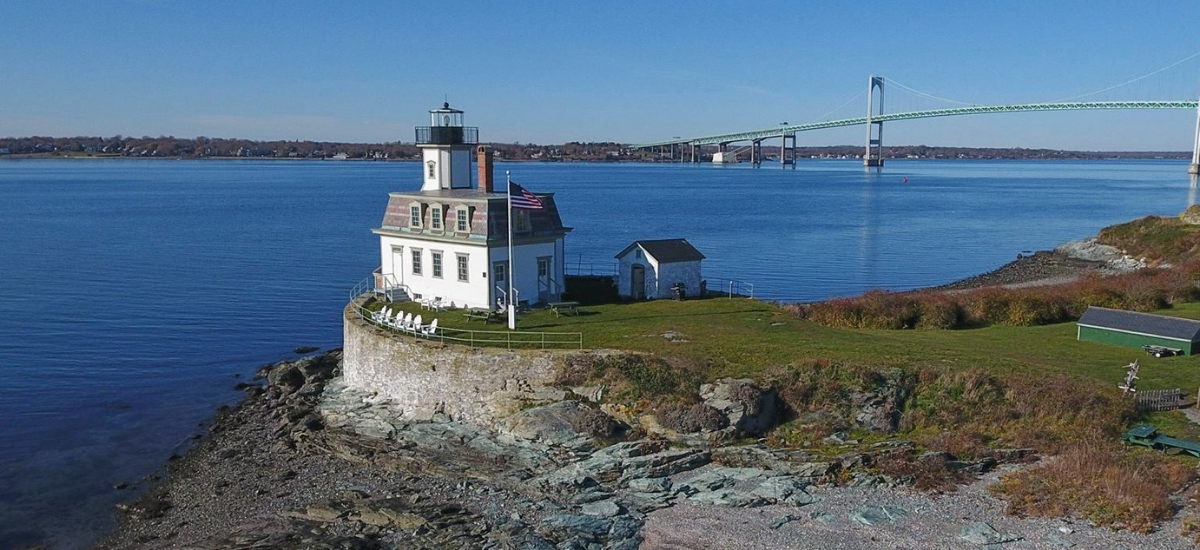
[431,205,442,230]
[410,205,421,228]
[411,249,422,275]
[456,208,469,232]
[493,262,506,284]
[515,210,530,232]
[431,251,443,278]
[537,257,549,277]
[456,254,469,282]
[426,160,436,179]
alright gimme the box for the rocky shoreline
[937,238,1146,291]
[87,350,1196,550]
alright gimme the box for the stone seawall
[342,302,573,425]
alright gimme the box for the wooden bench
[464,309,499,323]
[548,301,581,317]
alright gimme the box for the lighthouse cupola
[416,102,478,191]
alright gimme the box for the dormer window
[409,204,422,228]
[456,207,470,232]
[515,210,530,232]
[431,205,443,230]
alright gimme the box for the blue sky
[2,1,1198,150]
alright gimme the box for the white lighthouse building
[372,104,571,310]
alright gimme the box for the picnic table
[464,308,499,323]
[548,301,581,317]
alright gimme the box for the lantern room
[416,102,478,146]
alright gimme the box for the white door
[492,261,508,309]
[390,247,404,287]
[537,257,551,303]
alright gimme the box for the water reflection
[858,174,880,289]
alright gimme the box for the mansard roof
[377,188,571,242]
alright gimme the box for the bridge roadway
[632,100,1200,148]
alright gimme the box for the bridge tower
[1190,97,1200,175]
[863,76,885,168]
[780,133,797,168]
[751,139,763,167]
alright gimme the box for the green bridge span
[633,100,1200,148]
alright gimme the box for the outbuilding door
[631,264,646,300]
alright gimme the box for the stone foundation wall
[342,302,572,425]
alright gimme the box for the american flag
[508,181,544,210]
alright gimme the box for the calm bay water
[0,158,1194,548]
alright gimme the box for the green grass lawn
[368,297,1200,399]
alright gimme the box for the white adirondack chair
[400,313,414,331]
[412,314,424,334]
[421,318,439,338]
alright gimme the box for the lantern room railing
[415,126,479,145]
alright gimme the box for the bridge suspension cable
[884,78,974,106]
[1054,47,1200,102]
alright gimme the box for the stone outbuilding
[615,239,705,300]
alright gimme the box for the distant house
[1077,306,1200,355]
[615,239,705,300]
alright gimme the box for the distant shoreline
[0,154,1191,162]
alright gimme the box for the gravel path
[642,467,1195,550]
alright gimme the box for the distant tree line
[0,136,640,161]
[0,136,1186,161]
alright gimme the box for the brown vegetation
[1097,209,1200,264]
[790,261,1200,330]
[991,444,1196,533]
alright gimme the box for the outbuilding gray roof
[616,239,706,263]
[1077,306,1200,341]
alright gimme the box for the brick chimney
[477,145,494,193]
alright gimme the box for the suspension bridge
[631,74,1200,174]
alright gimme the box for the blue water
[0,159,1194,549]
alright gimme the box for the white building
[615,239,705,300]
[372,104,571,310]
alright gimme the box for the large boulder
[699,378,780,435]
[655,403,728,433]
[498,400,592,446]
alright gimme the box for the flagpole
[506,170,516,330]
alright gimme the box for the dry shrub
[555,353,706,400]
[919,430,993,461]
[914,293,962,329]
[992,443,1197,533]
[1182,514,1200,544]
[794,261,1200,330]
[875,450,971,493]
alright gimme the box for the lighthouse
[418,103,475,191]
[372,104,571,311]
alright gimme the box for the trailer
[1142,345,1182,358]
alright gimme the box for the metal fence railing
[705,276,755,299]
[353,302,583,350]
